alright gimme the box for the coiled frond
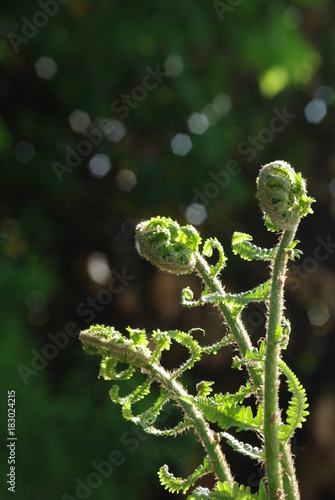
[136,217,201,274]
[256,161,314,232]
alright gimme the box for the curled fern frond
[80,325,151,367]
[202,238,227,277]
[168,329,202,376]
[232,232,276,261]
[279,361,309,443]
[99,358,134,381]
[135,216,201,274]
[158,457,213,494]
[181,286,200,307]
[256,161,314,231]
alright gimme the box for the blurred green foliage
[0,1,335,499]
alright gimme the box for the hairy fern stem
[195,254,263,393]
[264,228,298,499]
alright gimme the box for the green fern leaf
[196,381,215,397]
[158,457,212,494]
[223,280,271,306]
[145,417,192,437]
[181,280,270,318]
[127,326,149,346]
[168,329,202,376]
[232,232,276,261]
[197,394,261,433]
[279,360,309,442]
[189,480,267,500]
[287,240,303,261]
[187,486,212,499]
[99,357,135,381]
[220,431,263,461]
[201,334,234,355]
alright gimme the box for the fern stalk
[149,363,234,486]
[195,254,263,393]
[263,228,297,498]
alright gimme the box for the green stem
[195,255,263,393]
[263,228,297,499]
[280,442,300,500]
[150,362,234,487]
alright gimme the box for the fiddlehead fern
[135,216,201,274]
[80,161,314,500]
[256,160,314,232]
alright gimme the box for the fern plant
[80,161,314,499]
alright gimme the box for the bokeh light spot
[116,169,137,192]
[87,252,111,284]
[308,302,329,327]
[212,94,232,115]
[34,56,58,80]
[14,141,35,163]
[164,54,184,77]
[103,119,126,142]
[185,203,207,225]
[304,99,327,124]
[202,104,221,126]
[88,154,111,179]
[171,133,192,156]
[259,67,290,97]
[187,113,209,135]
[69,110,91,133]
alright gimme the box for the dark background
[1,1,335,499]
